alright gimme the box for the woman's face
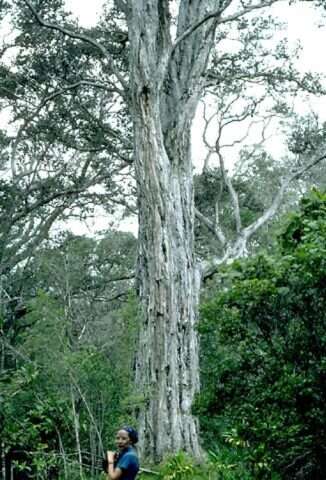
[116,429,131,450]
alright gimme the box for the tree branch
[171,0,277,55]
[201,152,326,280]
[217,149,242,234]
[195,207,226,246]
[22,0,128,94]
[10,80,111,178]
[242,153,326,240]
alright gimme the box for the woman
[106,426,139,480]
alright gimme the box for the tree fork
[127,0,218,461]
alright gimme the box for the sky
[65,0,105,27]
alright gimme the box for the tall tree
[1,0,325,462]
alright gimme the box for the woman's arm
[107,464,122,480]
[107,451,122,480]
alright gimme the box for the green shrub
[157,452,197,480]
[195,190,326,479]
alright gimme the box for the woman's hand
[106,450,122,479]
[107,450,115,464]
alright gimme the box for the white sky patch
[65,0,105,27]
[281,3,326,75]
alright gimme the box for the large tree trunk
[133,103,202,460]
[127,0,217,462]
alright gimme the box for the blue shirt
[116,447,139,480]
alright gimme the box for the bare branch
[195,207,226,246]
[242,153,326,240]
[69,372,104,456]
[201,152,326,280]
[201,101,218,171]
[3,203,67,272]
[218,0,277,26]
[216,148,242,234]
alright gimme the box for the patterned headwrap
[122,426,139,444]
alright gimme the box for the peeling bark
[131,80,202,461]
[127,0,217,462]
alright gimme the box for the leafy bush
[1,289,139,479]
[157,451,197,480]
[138,448,255,480]
[195,190,326,479]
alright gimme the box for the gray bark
[127,0,217,462]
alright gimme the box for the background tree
[0,230,138,478]
[194,112,326,262]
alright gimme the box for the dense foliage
[195,190,326,479]
[0,231,138,479]
[1,185,325,480]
